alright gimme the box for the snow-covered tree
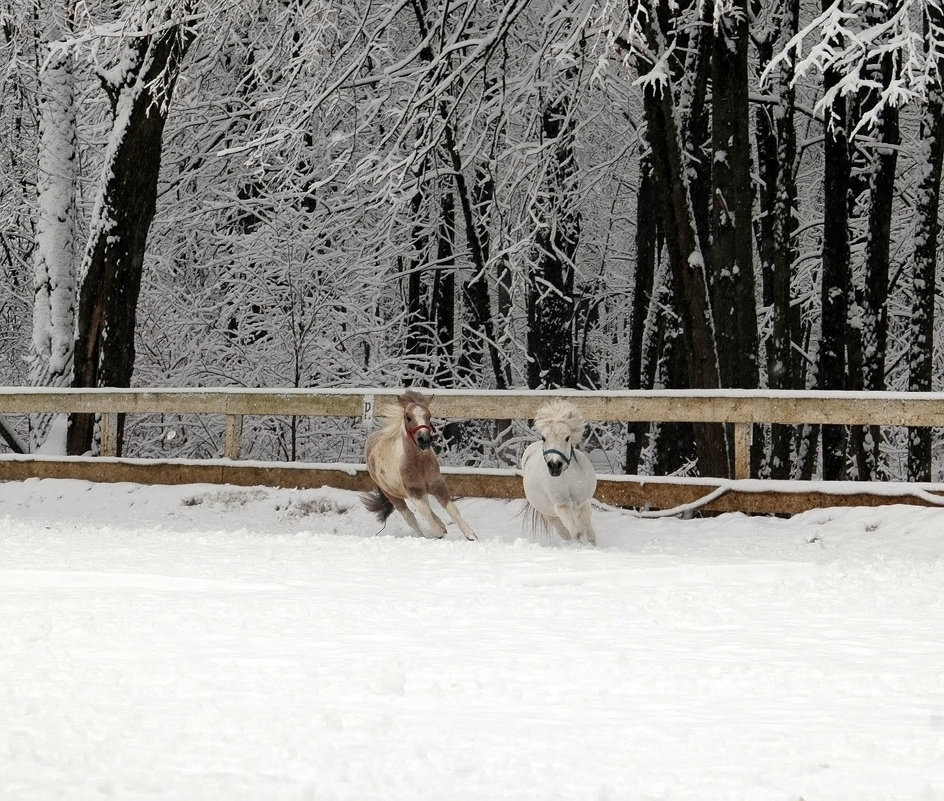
[908,2,944,481]
[68,2,198,454]
[29,3,77,452]
[4,0,944,479]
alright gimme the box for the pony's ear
[398,389,433,407]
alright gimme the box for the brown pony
[362,390,477,540]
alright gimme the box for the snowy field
[1,477,943,800]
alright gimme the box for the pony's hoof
[464,532,477,541]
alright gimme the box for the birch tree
[29,4,77,451]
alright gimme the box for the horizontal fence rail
[2,387,944,516]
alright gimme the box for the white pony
[521,399,597,545]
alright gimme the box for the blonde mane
[533,398,585,442]
[374,390,432,444]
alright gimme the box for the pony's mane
[533,398,585,441]
[376,390,432,436]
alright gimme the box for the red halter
[405,420,436,441]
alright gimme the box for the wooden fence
[2,387,944,515]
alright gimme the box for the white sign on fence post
[362,394,375,427]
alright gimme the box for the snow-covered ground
[1,476,942,800]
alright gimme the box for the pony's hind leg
[577,500,596,546]
[388,496,426,538]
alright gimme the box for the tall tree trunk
[527,85,581,389]
[817,0,851,480]
[69,16,195,455]
[755,0,799,479]
[710,0,757,390]
[685,0,714,257]
[654,305,697,477]
[710,0,758,476]
[408,0,508,391]
[431,189,462,448]
[473,163,513,390]
[446,131,508,391]
[431,190,456,388]
[626,2,728,478]
[404,182,431,376]
[908,5,944,482]
[625,157,659,474]
[857,0,902,479]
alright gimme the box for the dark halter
[543,444,575,468]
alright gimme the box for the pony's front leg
[411,494,448,538]
[431,485,477,540]
[553,502,584,542]
[547,515,574,541]
[441,499,477,541]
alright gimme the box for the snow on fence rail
[1,387,944,516]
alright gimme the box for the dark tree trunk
[0,417,25,453]
[755,0,799,479]
[710,0,758,392]
[654,310,697,477]
[404,185,431,376]
[710,0,758,476]
[453,169,506,391]
[472,164,513,390]
[625,157,659,474]
[908,5,944,481]
[634,44,729,477]
[685,0,714,258]
[431,190,457,388]
[817,0,851,480]
[857,0,902,478]
[527,87,581,389]
[68,19,194,455]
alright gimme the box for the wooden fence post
[100,413,118,457]
[734,422,751,480]
[224,414,243,460]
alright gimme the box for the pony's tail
[361,486,394,523]
[521,500,552,538]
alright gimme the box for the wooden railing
[2,387,944,515]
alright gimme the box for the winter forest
[2,0,944,482]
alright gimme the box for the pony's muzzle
[545,458,564,477]
[415,430,434,451]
